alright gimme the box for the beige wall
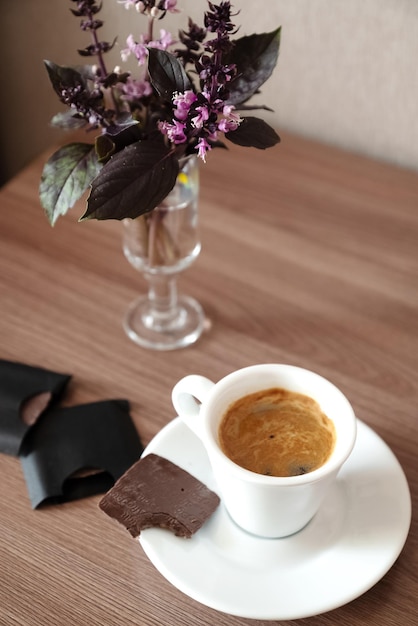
[1,0,417,185]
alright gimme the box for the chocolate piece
[99,453,220,538]
[20,400,143,508]
[0,359,71,455]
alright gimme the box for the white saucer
[139,418,411,621]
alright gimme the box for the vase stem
[144,273,181,331]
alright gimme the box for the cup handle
[172,375,215,439]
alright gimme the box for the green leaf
[225,27,281,106]
[95,135,116,163]
[81,137,179,221]
[39,143,100,226]
[226,117,280,149]
[50,111,87,130]
[147,48,192,101]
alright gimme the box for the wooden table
[0,132,417,625]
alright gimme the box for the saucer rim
[139,417,412,620]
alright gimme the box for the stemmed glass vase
[122,155,205,350]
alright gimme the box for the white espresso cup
[172,364,357,538]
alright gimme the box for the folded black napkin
[20,400,144,508]
[0,359,71,455]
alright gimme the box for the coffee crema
[218,387,336,477]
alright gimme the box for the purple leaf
[226,28,281,106]
[81,138,179,221]
[148,48,192,101]
[226,117,280,149]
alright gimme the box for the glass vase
[122,155,205,350]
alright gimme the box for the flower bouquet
[39,0,281,225]
[39,0,281,349]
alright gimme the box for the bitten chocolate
[99,453,220,538]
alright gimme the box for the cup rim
[201,363,357,486]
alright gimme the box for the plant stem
[86,5,120,114]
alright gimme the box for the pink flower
[158,120,187,144]
[191,105,210,129]
[122,29,175,66]
[217,104,242,133]
[173,90,197,121]
[120,77,153,101]
[196,137,212,162]
[164,0,179,14]
[148,29,175,51]
[121,34,148,65]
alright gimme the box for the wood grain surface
[0,132,417,625]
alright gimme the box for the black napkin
[20,400,144,508]
[0,359,71,455]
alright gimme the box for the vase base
[123,295,205,350]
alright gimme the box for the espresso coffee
[218,387,336,477]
